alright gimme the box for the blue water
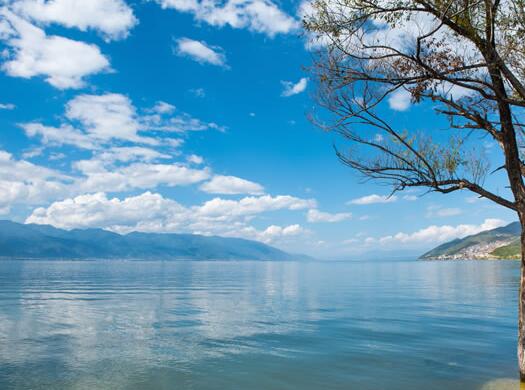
[0,259,520,389]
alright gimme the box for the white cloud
[403,195,418,201]
[246,224,307,243]
[74,160,211,193]
[22,93,221,150]
[157,0,298,37]
[26,192,315,243]
[12,0,138,41]
[348,194,397,205]
[0,150,71,212]
[307,209,352,223]
[297,0,344,50]
[0,150,68,183]
[150,101,176,114]
[21,146,44,159]
[200,175,264,195]
[197,194,316,218]
[65,93,149,143]
[147,111,226,133]
[116,163,209,189]
[0,102,15,110]
[18,92,238,200]
[301,3,481,100]
[3,143,209,201]
[376,218,507,245]
[0,9,110,89]
[26,191,188,232]
[281,77,307,97]
[94,146,172,163]
[187,154,204,164]
[21,123,97,149]
[174,37,227,67]
[388,89,411,111]
[426,205,462,218]
[373,133,384,142]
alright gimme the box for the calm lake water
[0,259,520,389]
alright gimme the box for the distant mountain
[0,220,307,261]
[420,221,521,260]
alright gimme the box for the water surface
[0,259,519,389]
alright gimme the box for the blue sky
[0,0,516,258]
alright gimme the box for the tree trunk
[519,222,525,381]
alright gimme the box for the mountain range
[420,221,521,260]
[2,219,521,261]
[0,220,306,261]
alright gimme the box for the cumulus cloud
[93,146,172,164]
[18,92,241,202]
[21,123,98,149]
[348,194,397,205]
[307,209,352,223]
[0,9,110,89]
[66,93,150,143]
[22,93,157,148]
[73,160,211,193]
[197,194,316,218]
[200,175,264,195]
[388,88,411,111]
[281,77,307,97]
[22,93,223,149]
[174,38,227,67]
[0,150,68,183]
[0,151,214,217]
[375,218,506,246]
[26,192,315,243]
[242,224,307,243]
[157,0,298,37]
[26,191,187,232]
[12,0,138,41]
[0,150,71,213]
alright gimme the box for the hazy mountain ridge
[420,221,521,260]
[0,220,306,261]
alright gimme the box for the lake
[0,259,520,389]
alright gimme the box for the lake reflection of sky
[0,259,519,389]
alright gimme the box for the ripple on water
[0,259,521,390]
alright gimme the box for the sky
[0,0,517,258]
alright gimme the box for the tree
[303,0,525,379]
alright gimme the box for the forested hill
[420,222,521,260]
[0,220,305,261]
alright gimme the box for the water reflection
[0,259,520,389]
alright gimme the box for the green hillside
[421,222,521,259]
[490,240,521,259]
